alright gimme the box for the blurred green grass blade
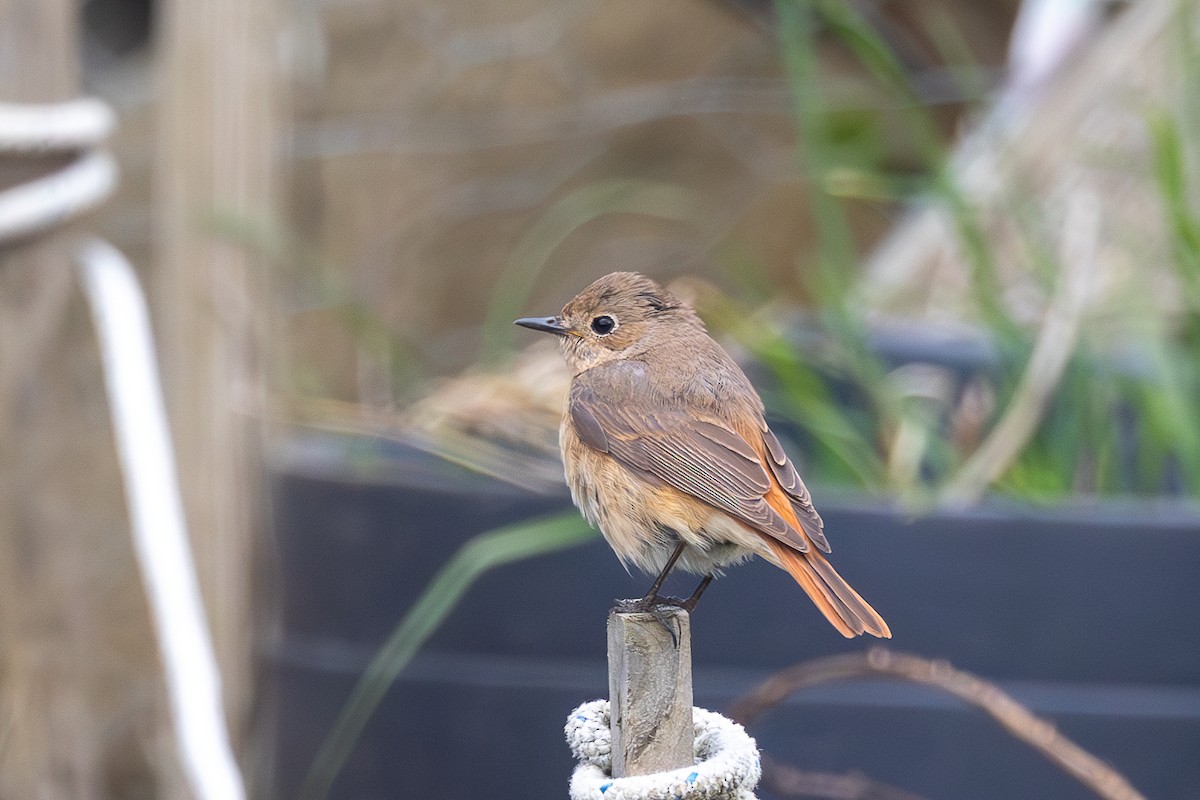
[775,0,856,275]
[918,4,991,106]
[1137,347,1200,494]
[1150,111,1200,304]
[298,511,595,800]
[775,0,904,462]
[807,0,930,154]
[481,179,698,364]
[812,0,920,106]
[1173,0,1200,139]
[805,0,1019,341]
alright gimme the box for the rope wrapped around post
[566,700,761,800]
[0,100,118,243]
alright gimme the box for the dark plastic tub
[267,436,1200,800]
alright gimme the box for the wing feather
[761,425,830,552]
[570,377,809,552]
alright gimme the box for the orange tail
[766,539,891,639]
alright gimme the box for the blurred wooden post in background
[607,607,694,777]
[0,1,170,797]
[0,0,76,99]
[0,3,84,794]
[155,0,283,763]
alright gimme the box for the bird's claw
[616,596,686,647]
[619,594,687,612]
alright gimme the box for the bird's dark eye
[590,315,616,335]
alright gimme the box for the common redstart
[516,272,889,638]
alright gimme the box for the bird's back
[621,325,764,424]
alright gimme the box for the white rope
[0,97,119,244]
[0,99,116,152]
[0,149,117,242]
[566,700,761,800]
[77,238,248,800]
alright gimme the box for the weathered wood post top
[607,605,694,778]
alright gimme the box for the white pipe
[0,150,117,243]
[77,238,247,800]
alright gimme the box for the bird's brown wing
[569,380,811,553]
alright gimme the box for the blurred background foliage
[730,0,1200,504]
[86,0,1200,506]
[218,0,1196,507]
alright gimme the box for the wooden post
[0,2,136,797]
[154,0,282,756]
[607,606,694,777]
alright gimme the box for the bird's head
[515,271,702,373]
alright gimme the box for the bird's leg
[628,540,686,612]
[680,574,714,612]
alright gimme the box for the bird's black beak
[514,316,573,336]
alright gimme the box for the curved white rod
[0,150,117,243]
[77,239,247,800]
[0,99,117,152]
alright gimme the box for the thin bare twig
[761,754,926,800]
[729,648,1147,800]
